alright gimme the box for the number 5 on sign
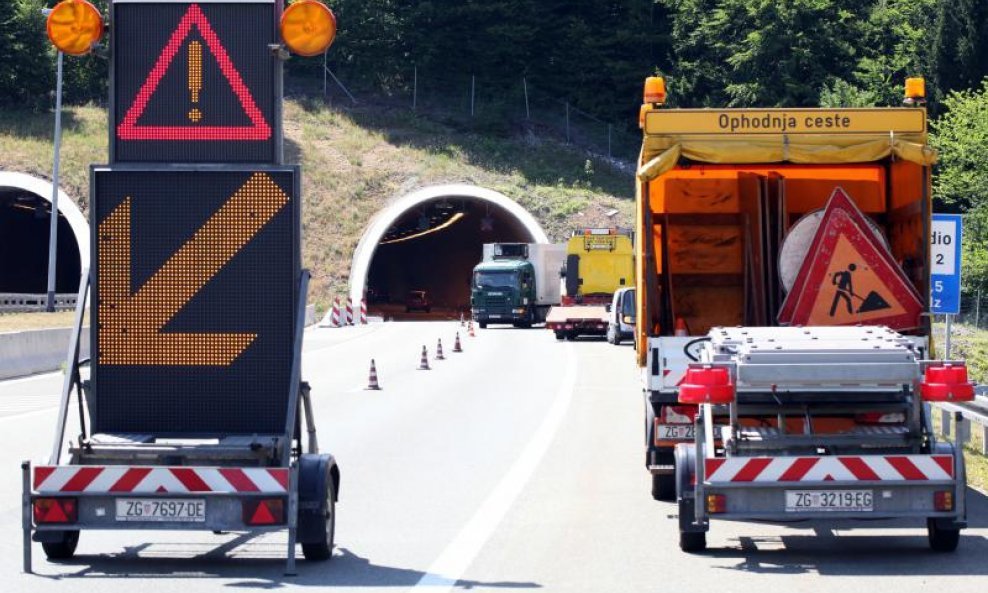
[930,214,962,315]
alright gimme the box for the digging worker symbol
[830,263,857,317]
[828,262,892,318]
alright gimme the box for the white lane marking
[412,343,577,591]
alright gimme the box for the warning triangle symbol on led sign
[778,187,923,330]
[116,3,271,141]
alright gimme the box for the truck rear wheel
[554,331,565,340]
[479,322,487,329]
[652,474,675,501]
[41,530,79,560]
[927,519,960,552]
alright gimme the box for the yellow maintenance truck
[545,228,634,340]
[634,76,972,551]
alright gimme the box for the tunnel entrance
[351,185,547,320]
[0,172,90,299]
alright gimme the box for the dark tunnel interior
[0,188,81,294]
[366,198,536,318]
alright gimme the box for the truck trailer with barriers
[633,75,973,551]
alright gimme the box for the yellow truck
[634,76,972,551]
[545,229,634,340]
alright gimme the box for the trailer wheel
[302,471,337,561]
[927,519,960,552]
[679,531,706,553]
[41,530,79,560]
[554,331,564,340]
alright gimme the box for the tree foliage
[0,0,53,111]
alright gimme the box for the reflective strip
[33,466,290,494]
[704,455,955,483]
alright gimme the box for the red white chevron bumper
[33,466,289,494]
[704,455,955,483]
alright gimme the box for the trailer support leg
[285,461,299,576]
[22,460,32,574]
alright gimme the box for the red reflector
[243,498,285,525]
[934,490,953,511]
[678,366,734,404]
[706,494,726,514]
[33,497,77,524]
[921,364,975,402]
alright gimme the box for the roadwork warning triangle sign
[778,188,923,330]
[116,3,271,141]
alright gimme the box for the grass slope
[0,96,634,309]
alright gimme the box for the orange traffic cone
[453,332,463,352]
[460,312,465,327]
[674,318,689,337]
[436,338,446,360]
[468,320,476,337]
[366,359,381,390]
[417,345,431,370]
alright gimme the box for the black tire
[479,322,487,329]
[679,531,707,553]
[41,530,79,560]
[554,331,565,340]
[652,473,675,501]
[565,333,576,341]
[927,519,960,552]
[301,473,337,561]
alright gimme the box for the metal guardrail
[0,293,77,313]
[936,389,988,456]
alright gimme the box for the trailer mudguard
[297,453,339,544]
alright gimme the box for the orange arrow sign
[98,173,290,365]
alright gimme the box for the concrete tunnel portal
[0,172,89,296]
[350,185,548,318]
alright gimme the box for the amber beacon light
[46,0,103,56]
[280,0,337,57]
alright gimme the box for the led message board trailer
[91,166,299,435]
[111,0,280,163]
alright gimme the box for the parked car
[405,290,431,313]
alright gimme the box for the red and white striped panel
[33,466,288,494]
[705,455,954,483]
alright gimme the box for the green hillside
[0,96,634,309]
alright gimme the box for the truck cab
[471,259,535,327]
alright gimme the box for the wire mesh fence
[322,61,641,163]
[945,291,988,329]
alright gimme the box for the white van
[606,287,635,344]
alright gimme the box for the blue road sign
[930,213,962,315]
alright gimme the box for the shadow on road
[35,543,541,589]
[700,487,988,577]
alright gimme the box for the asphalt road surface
[2,321,987,592]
